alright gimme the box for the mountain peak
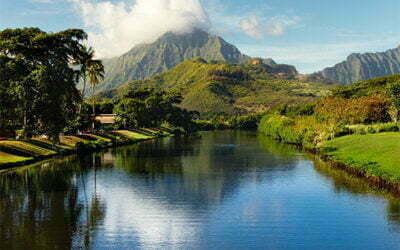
[97,30,250,92]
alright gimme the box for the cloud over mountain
[69,0,210,58]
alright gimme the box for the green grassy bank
[319,133,400,183]
[0,129,171,169]
[258,115,400,190]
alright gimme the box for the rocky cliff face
[317,46,400,85]
[97,29,250,92]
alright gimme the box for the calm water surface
[1,131,400,249]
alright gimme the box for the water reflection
[0,131,399,249]
[312,157,400,232]
[0,156,105,249]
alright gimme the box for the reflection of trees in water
[257,133,302,160]
[0,155,106,249]
[387,199,400,231]
[312,156,400,231]
[109,131,300,210]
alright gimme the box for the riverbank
[0,129,172,169]
[258,115,400,193]
[319,133,400,192]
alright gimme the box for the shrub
[347,122,400,135]
[230,113,264,129]
[315,94,391,125]
[259,114,351,147]
[258,115,302,144]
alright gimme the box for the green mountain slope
[331,74,400,98]
[100,58,332,118]
[98,29,251,92]
[317,46,400,85]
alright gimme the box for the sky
[0,0,399,73]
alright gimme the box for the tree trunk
[23,109,27,139]
[92,86,95,132]
[81,77,87,98]
[78,77,87,114]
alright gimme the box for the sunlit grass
[113,130,153,140]
[0,141,57,157]
[320,132,400,182]
[0,151,32,164]
[0,130,162,167]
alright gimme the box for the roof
[95,114,116,124]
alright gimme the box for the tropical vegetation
[258,74,400,183]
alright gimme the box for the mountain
[316,46,400,85]
[99,57,331,118]
[97,29,251,92]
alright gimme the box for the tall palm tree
[73,46,95,97]
[87,61,105,132]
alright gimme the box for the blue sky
[1,0,399,73]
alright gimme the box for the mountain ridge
[316,46,400,84]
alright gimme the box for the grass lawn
[113,130,154,140]
[0,151,32,165]
[320,132,400,182]
[0,141,58,157]
[0,130,164,168]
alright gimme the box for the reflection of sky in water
[83,132,400,249]
[1,131,400,249]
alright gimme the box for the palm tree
[73,46,95,97]
[87,61,105,132]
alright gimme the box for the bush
[259,114,351,147]
[230,113,264,129]
[347,122,400,135]
[315,94,391,125]
[258,115,302,144]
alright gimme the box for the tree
[0,27,89,142]
[114,89,198,132]
[0,56,23,137]
[388,81,400,122]
[73,46,95,97]
[87,61,105,131]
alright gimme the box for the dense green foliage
[99,58,331,118]
[0,27,90,142]
[387,81,400,121]
[258,75,400,147]
[114,89,199,133]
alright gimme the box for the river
[1,131,399,249]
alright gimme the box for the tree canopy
[114,89,199,132]
[0,27,92,141]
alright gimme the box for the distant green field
[320,133,400,182]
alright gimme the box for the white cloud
[239,15,300,39]
[69,0,210,58]
[266,16,300,36]
[239,16,263,39]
